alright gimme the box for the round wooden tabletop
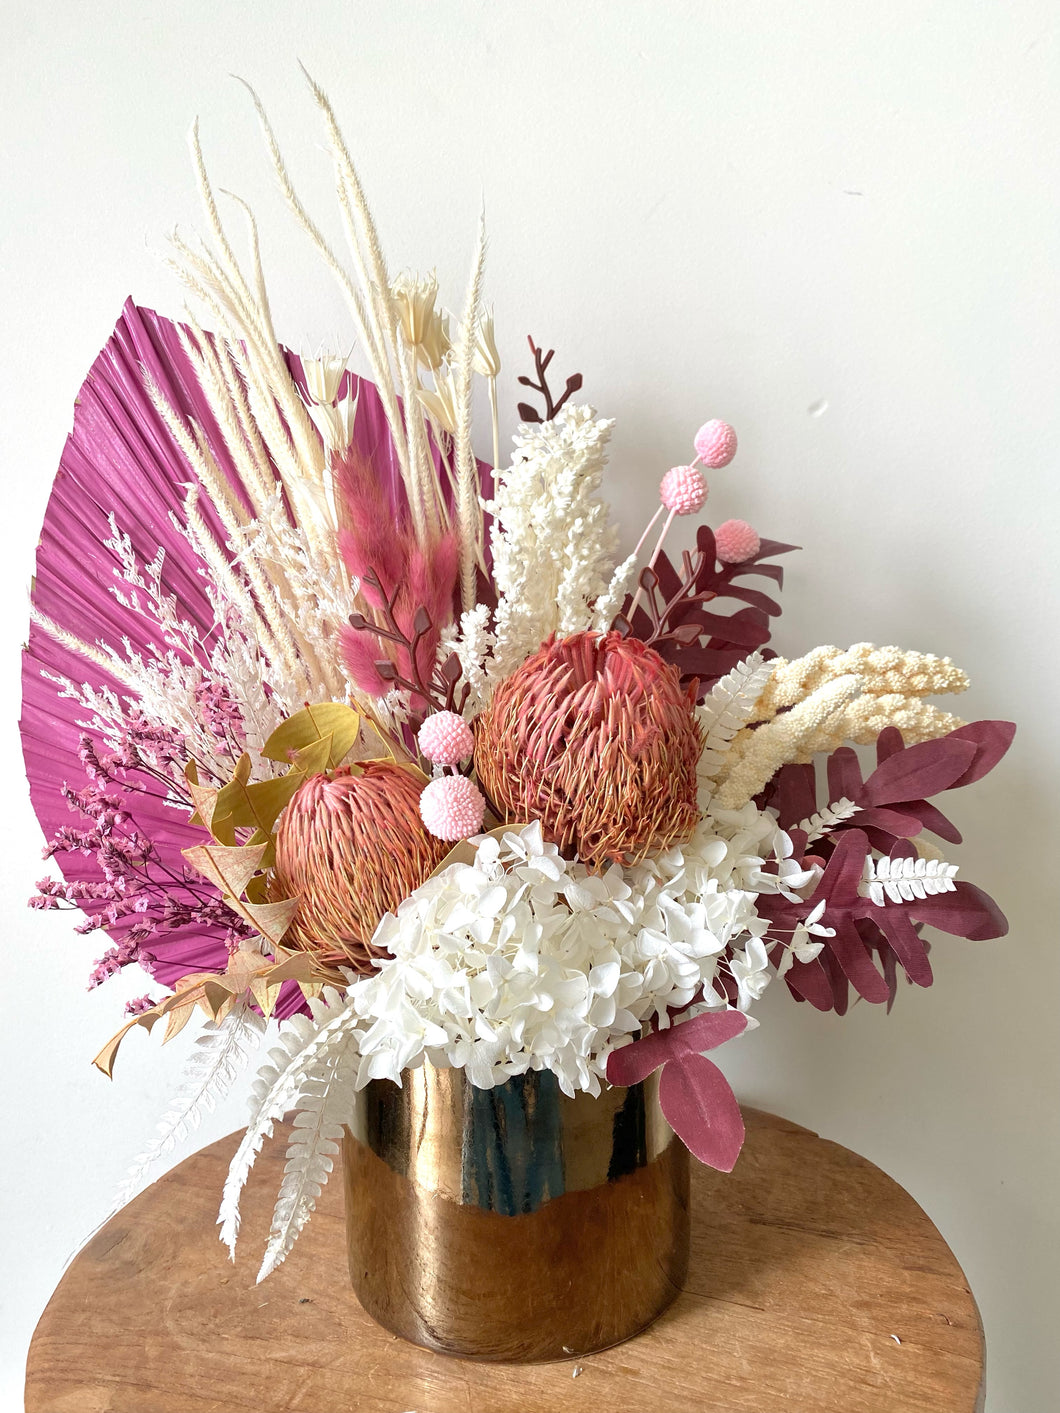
[26,1109,984,1413]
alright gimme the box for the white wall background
[2,3,1057,1408]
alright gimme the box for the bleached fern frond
[217,999,360,1257]
[860,854,958,907]
[256,1036,358,1282]
[117,1002,267,1206]
[698,653,775,788]
[797,798,862,843]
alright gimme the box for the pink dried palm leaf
[20,300,411,1012]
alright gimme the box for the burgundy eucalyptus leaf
[945,720,1017,788]
[867,906,933,987]
[773,763,818,831]
[827,747,863,802]
[826,914,892,1003]
[876,726,905,765]
[902,798,962,845]
[782,955,837,1011]
[847,806,924,838]
[605,1009,748,1088]
[741,561,785,585]
[862,737,978,806]
[906,882,1009,940]
[719,583,783,616]
[658,1053,746,1172]
[750,537,800,560]
[810,828,872,909]
[695,609,772,648]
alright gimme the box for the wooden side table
[25,1109,985,1412]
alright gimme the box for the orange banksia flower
[269,762,449,971]
[474,631,702,867]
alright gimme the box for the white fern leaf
[859,853,959,907]
[256,1037,359,1282]
[797,797,861,842]
[698,652,775,787]
[117,1001,267,1206]
[217,999,360,1257]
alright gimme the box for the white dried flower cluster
[344,816,818,1098]
[712,642,974,809]
[469,406,620,690]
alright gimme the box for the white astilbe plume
[117,1003,266,1206]
[440,603,495,716]
[475,406,619,687]
[591,550,639,632]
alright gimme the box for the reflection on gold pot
[343,1062,690,1362]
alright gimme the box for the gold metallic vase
[342,1063,690,1362]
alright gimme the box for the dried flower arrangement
[23,75,1013,1286]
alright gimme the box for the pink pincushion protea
[419,774,486,841]
[269,763,449,970]
[715,518,761,563]
[660,464,708,515]
[418,710,475,766]
[694,419,737,468]
[473,631,702,867]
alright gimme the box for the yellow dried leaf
[239,897,300,947]
[262,703,361,768]
[162,1000,196,1044]
[183,842,268,899]
[224,772,304,837]
[249,975,284,1019]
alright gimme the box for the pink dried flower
[474,631,702,867]
[418,711,475,766]
[694,419,738,468]
[419,775,486,841]
[124,994,156,1017]
[660,465,708,515]
[269,763,449,971]
[715,519,761,563]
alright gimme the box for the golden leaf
[183,843,268,899]
[238,897,300,947]
[262,702,362,768]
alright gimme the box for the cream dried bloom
[472,308,501,378]
[751,644,969,723]
[417,361,458,433]
[392,271,450,369]
[712,675,862,809]
[475,405,619,685]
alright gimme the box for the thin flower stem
[627,507,677,621]
[487,375,500,477]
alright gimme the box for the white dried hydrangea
[345,815,817,1097]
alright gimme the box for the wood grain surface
[25,1109,985,1412]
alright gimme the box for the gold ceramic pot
[342,1062,690,1362]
